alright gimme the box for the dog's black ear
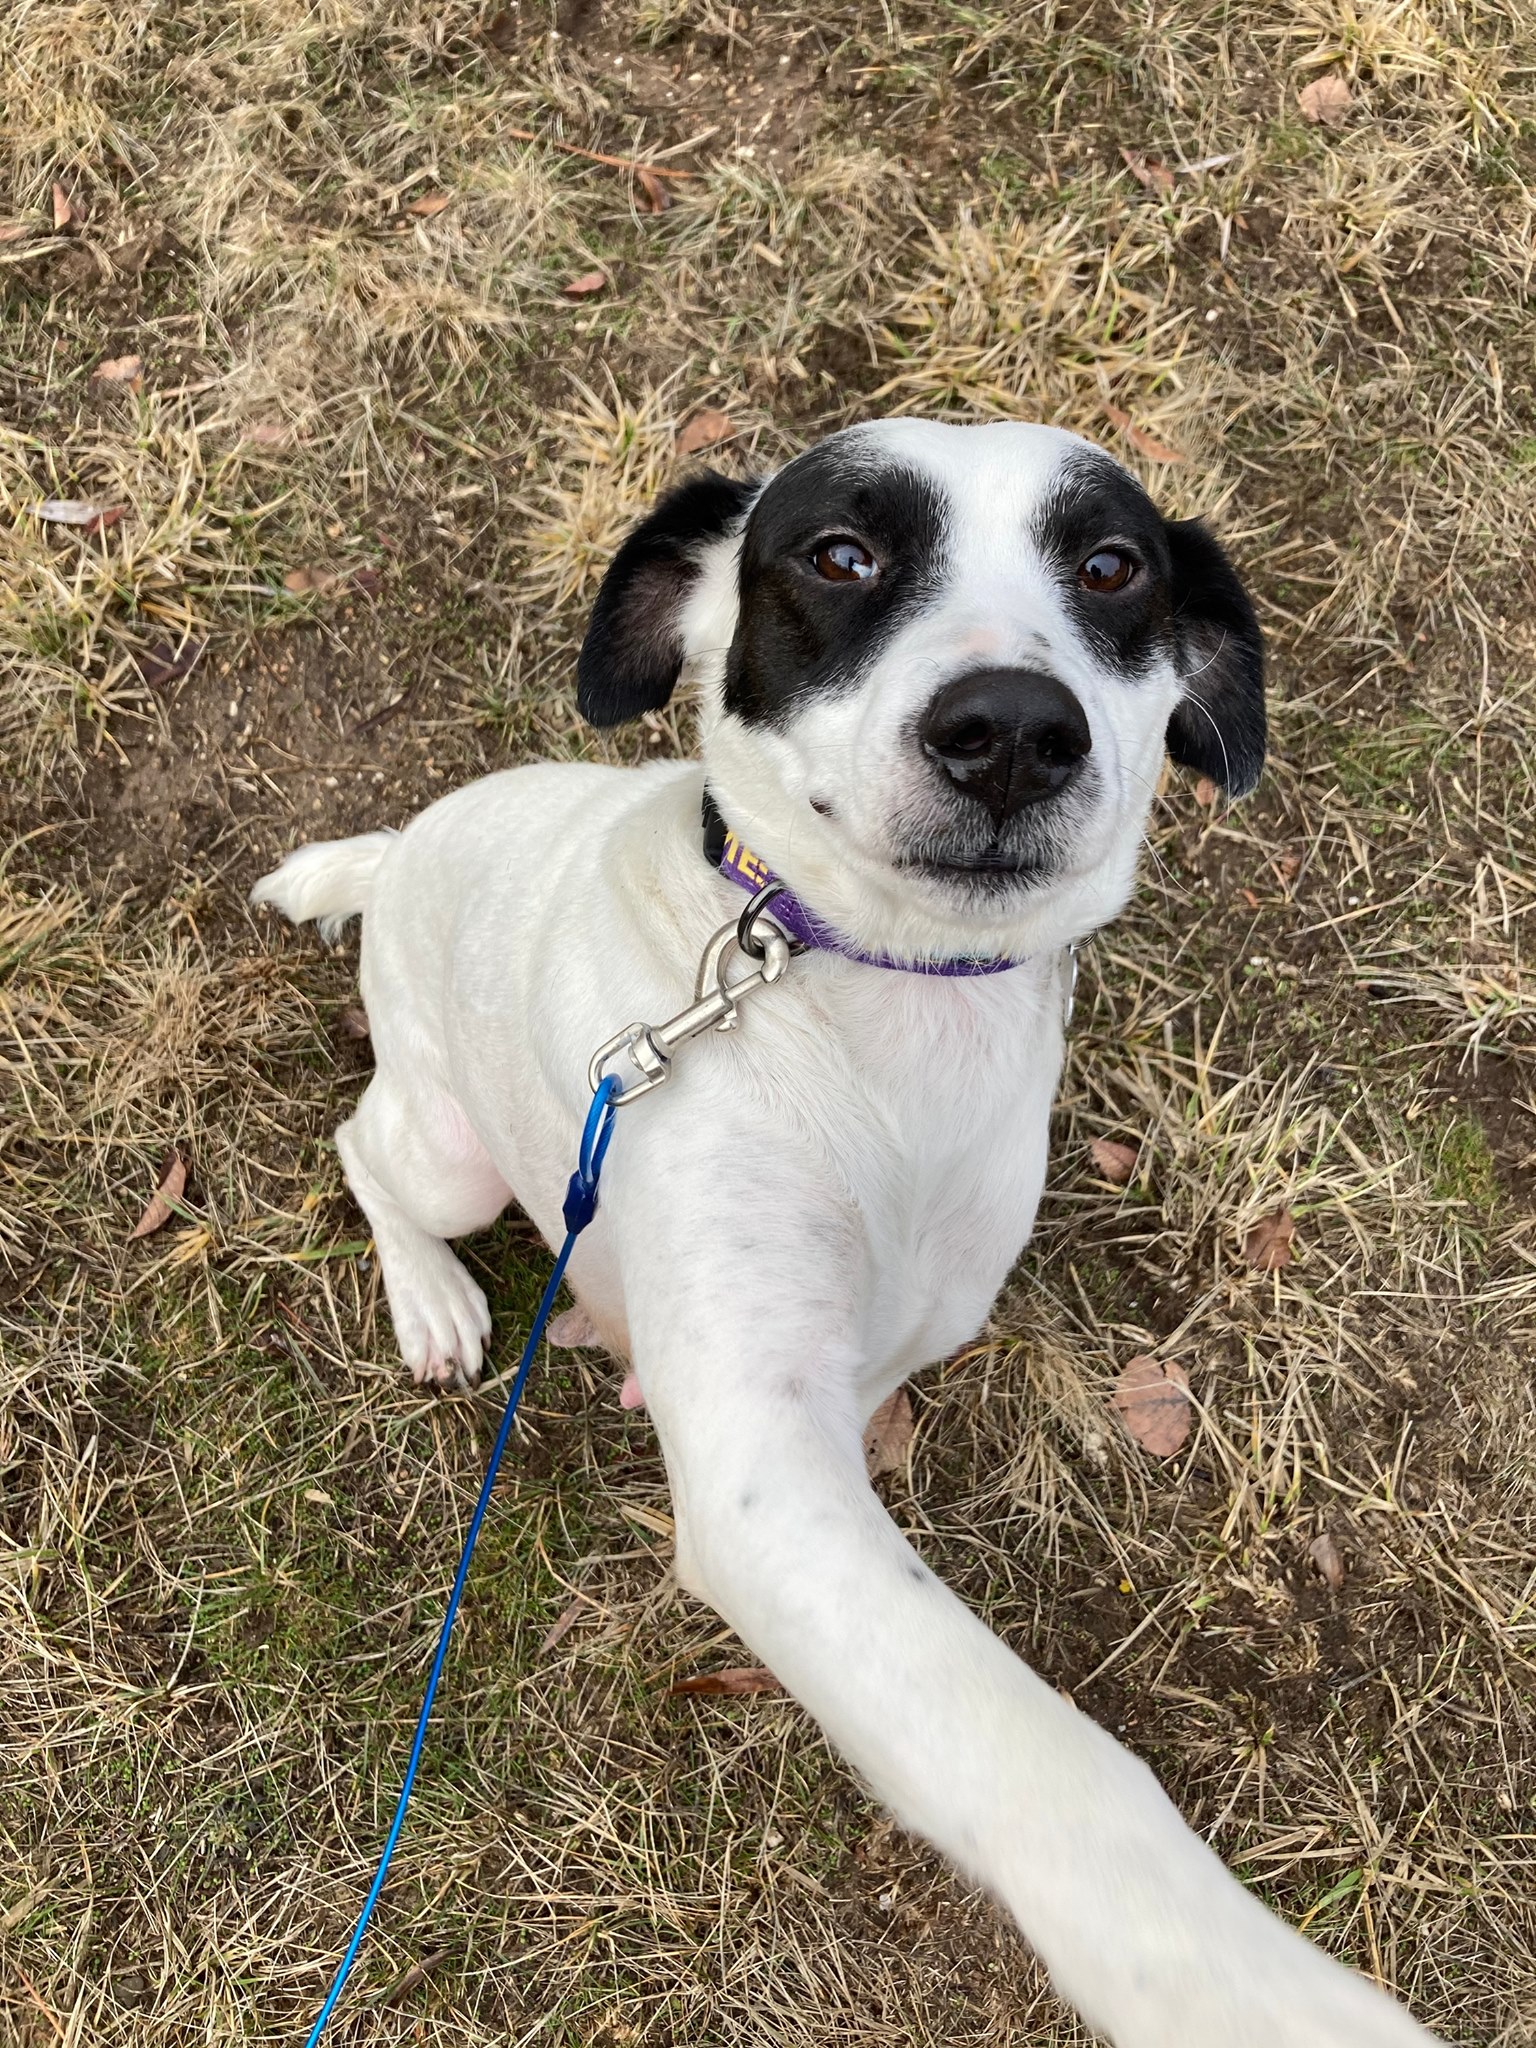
[576,471,759,727]
[1163,518,1266,798]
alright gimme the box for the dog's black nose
[919,668,1092,822]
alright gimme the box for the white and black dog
[254,421,1440,2046]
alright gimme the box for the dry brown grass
[3,0,1536,2042]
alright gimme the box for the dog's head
[577,420,1263,962]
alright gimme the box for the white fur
[253,423,1440,2047]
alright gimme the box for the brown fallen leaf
[635,165,672,214]
[671,1666,783,1696]
[1112,1356,1192,1459]
[1102,402,1187,464]
[350,564,383,597]
[1193,774,1219,807]
[562,268,608,297]
[1089,1137,1140,1185]
[0,220,32,243]
[337,1005,371,1040]
[539,1598,584,1653]
[1298,73,1352,127]
[1239,887,1261,910]
[676,407,734,457]
[1244,1208,1296,1271]
[369,1948,453,2010]
[245,420,292,447]
[136,639,205,688]
[130,1151,188,1241]
[1273,852,1302,882]
[92,353,142,385]
[863,1385,914,1477]
[1308,1531,1346,1593]
[1120,148,1174,196]
[52,183,75,231]
[407,190,453,216]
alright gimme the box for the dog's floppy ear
[576,470,759,727]
[1163,518,1266,798]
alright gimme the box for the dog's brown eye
[1078,548,1136,593]
[811,536,877,582]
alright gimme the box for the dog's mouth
[897,847,1052,890]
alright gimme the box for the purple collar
[702,793,1020,977]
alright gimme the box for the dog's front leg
[608,1180,1440,2048]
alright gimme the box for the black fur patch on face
[577,471,758,727]
[723,444,948,729]
[1036,453,1266,797]
[1031,457,1176,674]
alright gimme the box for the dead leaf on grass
[676,407,734,457]
[1193,774,1219,807]
[130,1151,188,1241]
[1298,73,1352,127]
[283,566,336,595]
[562,268,608,297]
[0,220,33,243]
[92,354,142,386]
[1244,1208,1296,1271]
[671,1666,783,1696]
[245,420,292,448]
[1112,1356,1192,1459]
[135,639,205,687]
[37,499,123,534]
[635,166,672,213]
[1120,148,1174,195]
[407,190,453,217]
[52,183,76,231]
[863,1385,914,1476]
[337,1005,371,1040]
[1308,1531,1346,1592]
[1102,402,1186,464]
[1089,1137,1140,1185]
[539,1599,584,1653]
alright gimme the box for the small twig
[505,126,696,180]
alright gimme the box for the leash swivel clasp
[588,891,794,1106]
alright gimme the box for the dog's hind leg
[336,1072,510,1388]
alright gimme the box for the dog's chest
[788,963,1066,1389]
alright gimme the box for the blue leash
[303,1076,621,2045]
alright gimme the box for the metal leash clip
[588,884,796,1105]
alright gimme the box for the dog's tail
[250,831,395,942]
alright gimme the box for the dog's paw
[384,1242,491,1389]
